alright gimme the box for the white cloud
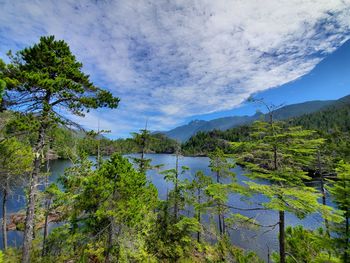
[1,0,350,137]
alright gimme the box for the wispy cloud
[1,0,350,137]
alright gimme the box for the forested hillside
[182,94,350,158]
[0,111,178,159]
[288,95,350,132]
[163,99,334,141]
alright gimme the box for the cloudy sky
[1,0,350,137]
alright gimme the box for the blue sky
[194,37,350,121]
[1,1,350,138]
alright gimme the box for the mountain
[163,99,334,142]
[163,116,257,142]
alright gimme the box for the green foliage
[131,128,153,174]
[46,153,158,262]
[289,99,350,161]
[185,170,212,214]
[148,133,178,153]
[208,147,235,183]
[280,225,340,263]
[327,160,350,261]
[2,36,120,262]
[232,120,329,262]
[146,203,199,261]
[232,122,325,216]
[5,36,119,119]
[0,137,33,176]
[213,235,263,263]
[182,125,252,155]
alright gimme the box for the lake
[0,153,329,261]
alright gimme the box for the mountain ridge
[160,99,335,142]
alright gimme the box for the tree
[0,138,32,251]
[86,125,111,168]
[3,35,119,263]
[185,170,212,242]
[131,127,152,174]
[208,148,235,235]
[161,153,189,223]
[313,147,334,236]
[41,183,62,257]
[232,121,325,263]
[327,160,350,262]
[49,154,158,262]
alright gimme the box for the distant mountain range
[159,99,336,142]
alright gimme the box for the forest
[0,36,349,263]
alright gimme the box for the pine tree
[3,35,119,263]
[327,160,350,262]
[131,128,152,174]
[161,155,189,223]
[232,121,324,263]
[185,170,212,242]
[208,147,235,235]
[47,154,158,261]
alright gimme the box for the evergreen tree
[208,147,235,235]
[232,121,325,263]
[313,147,334,236]
[131,128,152,174]
[185,170,212,242]
[327,160,350,262]
[161,156,189,223]
[46,154,158,262]
[3,35,119,263]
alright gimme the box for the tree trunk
[197,189,201,243]
[216,170,223,236]
[22,115,48,263]
[174,153,179,222]
[317,151,330,236]
[218,210,223,236]
[222,215,226,235]
[2,181,8,251]
[97,120,101,169]
[273,146,278,171]
[22,157,41,263]
[105,178,118,263]
[279,210,285,263]
[105,221,114,263]
[216,170,220,184]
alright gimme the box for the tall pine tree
[208,148,235,236]
[3,36,119,263]
[232,121,324,263]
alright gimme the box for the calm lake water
[0,154,330,261]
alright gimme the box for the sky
[1,0,350,138]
